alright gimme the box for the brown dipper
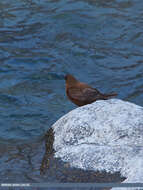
[65,74,117,106]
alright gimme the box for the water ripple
[0,0,143,142]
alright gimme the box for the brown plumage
[65,74,117,106]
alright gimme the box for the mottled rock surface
[52,99,143,190]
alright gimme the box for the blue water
[0,0,143,185]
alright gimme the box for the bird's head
[64,74,78,86]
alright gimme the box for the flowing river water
[0,0,143,189]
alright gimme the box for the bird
[65,74,117,106]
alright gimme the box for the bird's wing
[68,87,101,102]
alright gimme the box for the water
[0,0,143,187]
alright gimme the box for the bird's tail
[102,93,117,99]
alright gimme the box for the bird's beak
[64,75,67,80]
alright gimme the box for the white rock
[52,99,143,190]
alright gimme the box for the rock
[52,99,143,190]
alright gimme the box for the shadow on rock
[40,127,125,187]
